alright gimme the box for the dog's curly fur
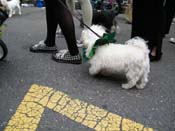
[81,25,150,89]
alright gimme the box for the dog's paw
[89,69,97,76]
[121,84,132,89]
[9,14,12,18]
[136,84,145,89]
[89,67,99,76]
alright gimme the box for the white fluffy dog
[1,0,21,17]
[81,25,150,89]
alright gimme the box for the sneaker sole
[52,56,82,64]
[30,48,57,53]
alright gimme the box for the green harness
[82,32,116,62]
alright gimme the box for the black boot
[149,52,163,62]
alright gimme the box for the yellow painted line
[4,84,156,131]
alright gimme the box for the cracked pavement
[4,85,154,131]
[0,7,175,131]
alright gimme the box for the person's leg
[78,0,92,27]
[131,0,150,39]
[149,0,164,61]
[44,0,58,46]
[164,0,175,35]
[56,0,76,38]
[132,0,164,61]
[66,0,75,13]
[56,0,74,37]
[52,0,79,55]
[30,0,58,53]
[51,0,81,64]
[30,0,81,63]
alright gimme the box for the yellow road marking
[4,84,156,131]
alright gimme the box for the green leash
[83,32,116,62]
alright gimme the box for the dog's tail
[126,37,150,67]
[126,37,149,54]
[133,41,148,51]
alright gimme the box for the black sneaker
[149,52,163,62]
[52,49,82,64]
[30,40,57,53]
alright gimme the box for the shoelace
[56,49,68,59]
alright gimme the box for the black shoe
[149,52,162,62]
[30,40,57,53]
[52,49,82,64]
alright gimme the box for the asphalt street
[0,7,175,131]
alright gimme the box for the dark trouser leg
[55,0,79,55]
[44,0,58,46]
[154,0,164,54]
[132,0,164,54]
[164,0,175,34]
[45,0,79,55]
[131,0,164,61]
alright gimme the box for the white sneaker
[30,40,57,53]
[169,37,175,44]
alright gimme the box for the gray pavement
[0,7,175,131]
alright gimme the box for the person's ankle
[44,41,55,47]
[150,47,156,56]
[70,52,80,56]
[149,52,162,62]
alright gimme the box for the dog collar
[83,32,116,62]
